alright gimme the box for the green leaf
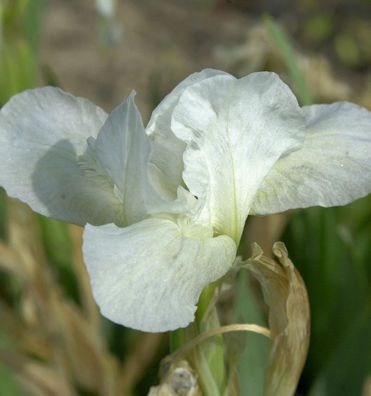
[283,196,371,393]
[23,0,47,51]
[309,309,371,396]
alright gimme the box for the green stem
[196,282,218,327]
[169,328,185,353]
[168,282,227,396]
[194,283,227,396]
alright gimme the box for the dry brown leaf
[6,199,53,309]
[2,201,120,394]
[52,296,119,395]
[0,293,51,360]
[6,199,48,277]
[0,242,24,277]
[68,224,100,328]
[0,347,75,396]
[15,363,76,396]
[246,242,310,396]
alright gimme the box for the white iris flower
[1,70,370,332]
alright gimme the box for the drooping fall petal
[251,101,371,215]
[83,217,236,332]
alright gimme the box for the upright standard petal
[146,69,228,200]
[83,217,236,332]
[93,92,151,225]
[171,72,305,242]
[0,87,124,225]
[93,92,198,223]
[251,101,371,215]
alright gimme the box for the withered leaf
[245,242,310,396]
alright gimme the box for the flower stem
[193,283,226,396]
[169,328,185,353]
[195,282,217,326]
[167,282,227,395]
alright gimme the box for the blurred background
[0,0,370,395]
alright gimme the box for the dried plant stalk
[246,242,310,396]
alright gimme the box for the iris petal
[171,72,305,242]
[251,101,371,214]
[83,217,236,332]
[0,87,123,226]
[146,69,229,200]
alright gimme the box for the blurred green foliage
[0,362,23,396]
[286,200,371,396]
[303,15,334,44]
[0,0,45,104]
[264,15,313,106]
